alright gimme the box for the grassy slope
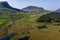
[1,12,60,40]
[18,14,44,22]
[9,22,60,40]
[29,22,60,40]
[10,12,60,40]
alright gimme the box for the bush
[37,25,47,29]
[37,12,60,22]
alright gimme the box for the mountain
[0,1,23,12]
[22,6,45,13]
[55,9,60,12]
[0,1,27,20]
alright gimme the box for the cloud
[0,0,7,1]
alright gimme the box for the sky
[0,0,60,11]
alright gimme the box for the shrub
[37,25,47,29]
[37,12,60,22]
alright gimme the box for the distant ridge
[22,6,45,13]
[22,6,44,11]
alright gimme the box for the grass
[6,20,60,40]
[1,13,60,40]
[0,19,6,25]
[29,29,60,40]
[18,14,43,22]
[29,22,60,40]
[11,34,29,40]
[1,19,60,40]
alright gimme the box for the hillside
[0,1,28,25]
[37,12,60,22]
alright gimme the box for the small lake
[0,33,16,40]
[0,33,30,40]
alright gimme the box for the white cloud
[0,0,7,1]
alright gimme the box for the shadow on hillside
[18,36,30,40]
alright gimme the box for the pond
[0,33,16,40]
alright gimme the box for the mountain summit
[0,1,21,12]
[22,6,45,13]
[22,6,44,11]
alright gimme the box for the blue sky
[0,0,60,11]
